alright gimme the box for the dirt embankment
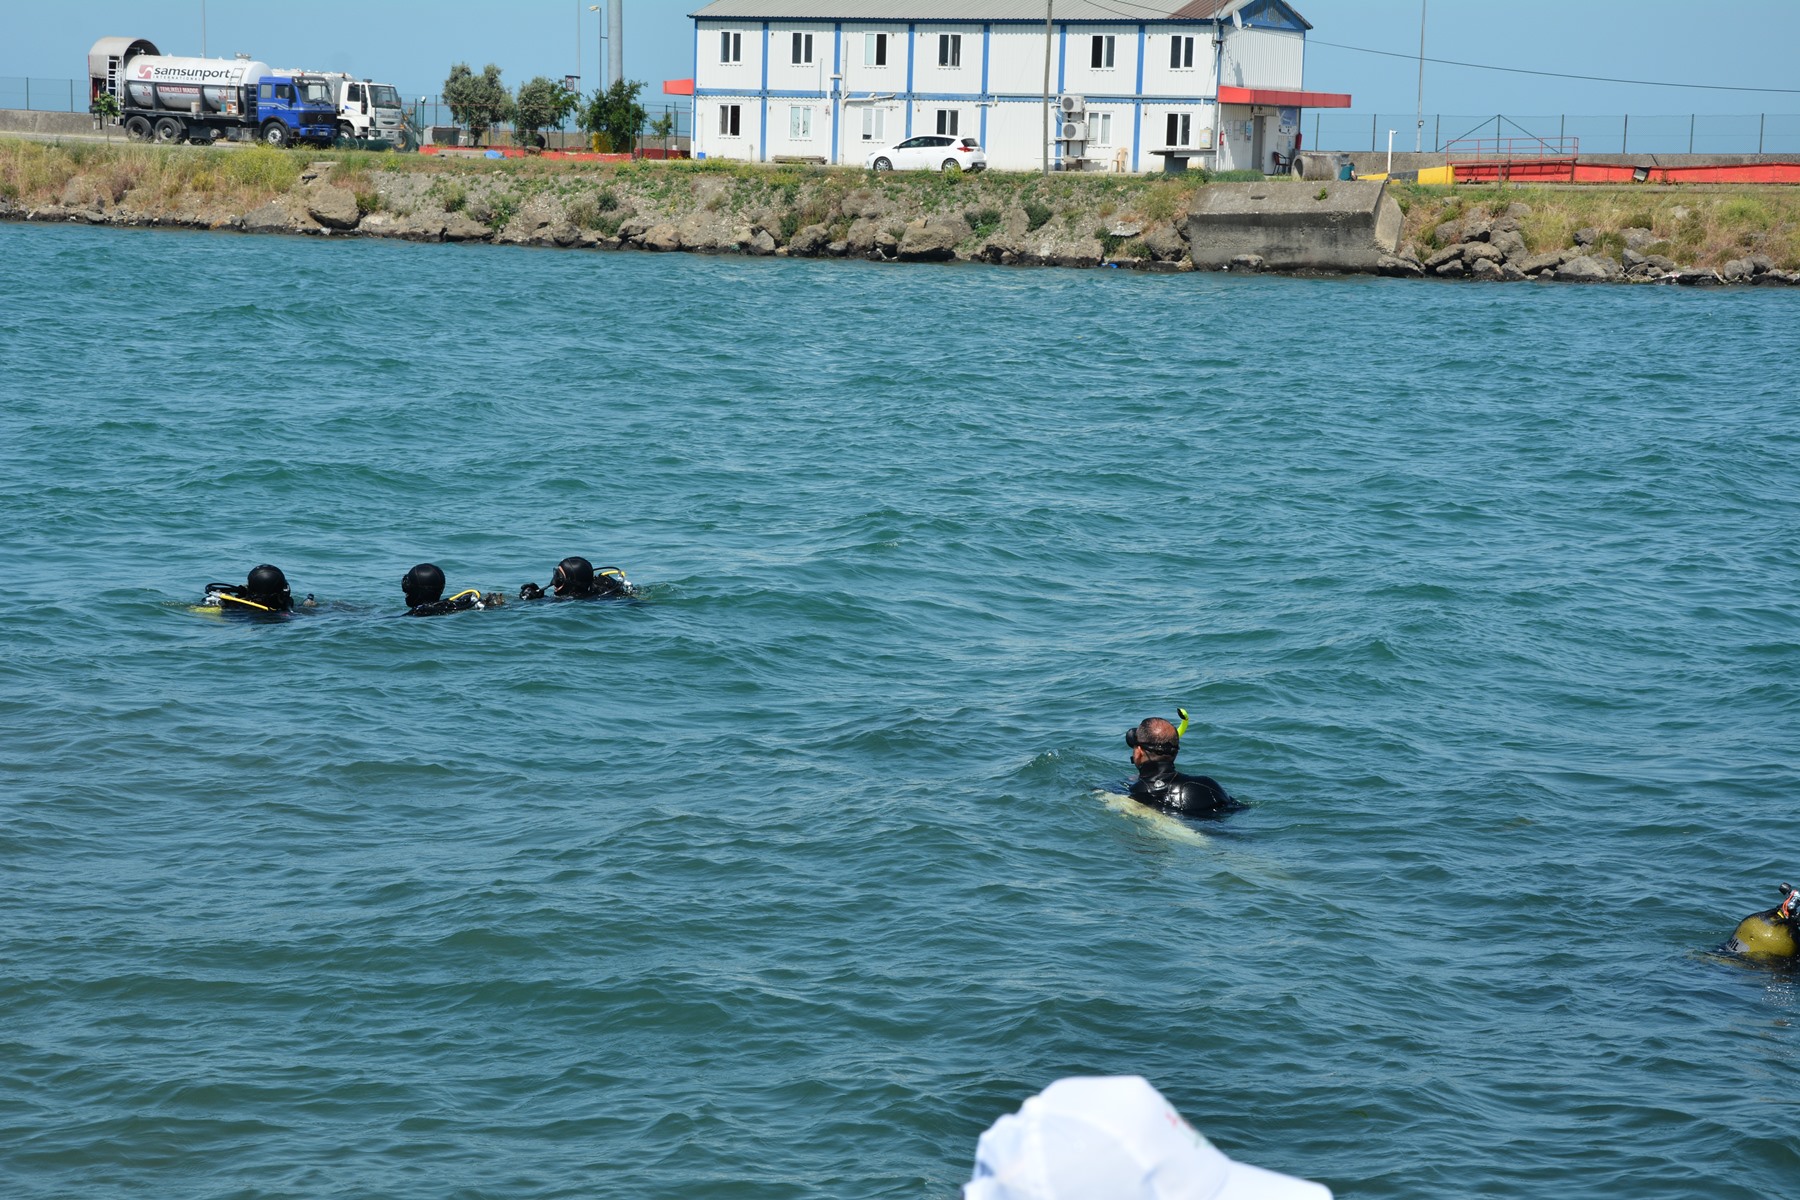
[4,138,1799,285]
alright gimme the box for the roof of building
[690,0,1310,28]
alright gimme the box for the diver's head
[246,564,292,613]
[403,562,446,607]
[1126,717,1180,765]
[552,556,594,597]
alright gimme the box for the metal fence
[0,77,692,141]
[1311,112,1800,156]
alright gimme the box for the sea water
[0,222,1795,1199]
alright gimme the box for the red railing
[1443,135,1579,160]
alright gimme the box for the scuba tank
[1724,882,1798,962]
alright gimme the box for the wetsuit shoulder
[1168,772,1242,816]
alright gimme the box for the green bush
[1023,199,1053,231]
[966,206,1002,237]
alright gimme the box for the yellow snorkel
[1175,708,1189,739]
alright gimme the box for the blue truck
[88,37,338,147]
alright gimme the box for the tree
[513,76,577,149]
[578,80,648,157]
[649,111,676,157]
[443,62,512,147]
[92,90,120,142]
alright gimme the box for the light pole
[575,2,581,95]
[1414,0,1427,152]
[589,5,606,93]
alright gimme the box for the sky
[4,1,1798,118]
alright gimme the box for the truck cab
[333,78,410,148]
[249,73,338,146]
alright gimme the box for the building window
[792,31,813,65]
[936,109,959,136]
[720,104,741,137]
[1166,112,1191,147]
[860,106,886,142]
[1089,112,1113,146]
[789,106,813,139]
[865,32,888,67]
[1091,35,1115,69]
[1170,36,1195,69]
[939,33,961,68]
[720,31,742,64]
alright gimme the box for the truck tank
[116,54,270,117]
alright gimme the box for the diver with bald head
[401,563,503,617]
[203,564,307,618]
[519,555,633,601]
[1125,709,1243,817]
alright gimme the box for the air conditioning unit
[1060,120,1087,141]
[1058,94,1084,115]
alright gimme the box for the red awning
[663,78,694,96]
[1217,85,1351,108]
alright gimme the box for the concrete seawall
[0,110,104,137]
[1186,180,1401,273]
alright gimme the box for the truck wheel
[153,117,183,144]
[337,122,354,143]
[396,129,416,152]
[125,116,152,141]
[261,121,291,148]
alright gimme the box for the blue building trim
[1132,23,1145,172]
[979,23,990,148]
[831,22,841,163]
[692,19,700,154]
[759,22,770,161]
[904,23,915,137]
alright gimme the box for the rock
[1461,242,1505,265]
[1622,227,1658,251]
[1459,214,1493,242]
[616,217,652,242]
[788,223,832,256]
[1432,219,1463,246]
[1424,244,1465,269]
[1470,257,1504,280]
[747,228,777,256]
[1228,253,1265,272]
[1673,269,1722,286]
[1504,202,1533,219]
[896,216,964,262]
[305,185,361,231]
[1500,263,1529,282]
[1722,258,1753,282]
[1553,255,1613,282]
[825,240,849,257]
[59,176,99,210]
[1754,269,1798,286]
[241,201,297,234]
[642,223,682,252]
[549,222,581,247]
[1433,259,1466,278]
[1643,253,1676,271]
[1670,205,1690,222]
[844,218,881,256]
[1573,226,1598,246]
[1141,222,1187,262]
[1517,250,1567,275]
[1489,229,1528,261]
[1747,253,1776,274]
[1377,253,1424,277]
[441,213,491,242]
[1106,221,1143,239]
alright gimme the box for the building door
[1252,113,1268,174]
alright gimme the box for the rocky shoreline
[3,146,1797,287]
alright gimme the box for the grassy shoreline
[4,137,1798,274]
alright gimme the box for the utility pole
[1414,0,1426,153]
[201,0,207,57]
[576,1,581,94]
[1041,0,1053,175]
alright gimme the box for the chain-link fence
[1310,112,1800,156]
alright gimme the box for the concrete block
[1185,180,1403,273]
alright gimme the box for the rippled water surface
[2,222,1797,1199]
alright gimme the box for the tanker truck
[88,36,338,147]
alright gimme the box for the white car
[865,135,988,173]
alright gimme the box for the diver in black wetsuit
[519,556,633,601]
[1125,714,1243,817]
[402,563,503,617]
[204,564,302,617]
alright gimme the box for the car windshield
[298,77,335,105]
[369,85,401,109]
